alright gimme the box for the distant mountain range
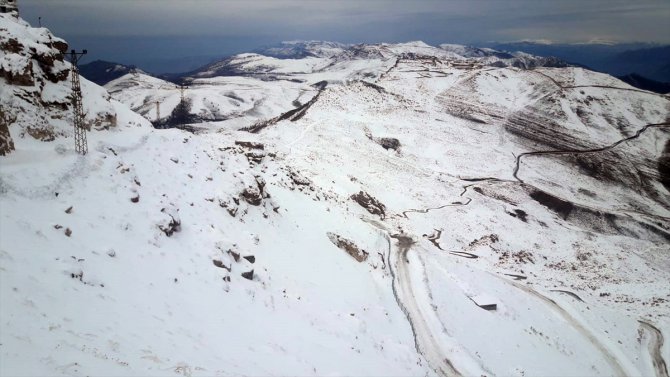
[78,60,143,86]
[485,42,670,83]
[616,73,670,94]
[79,41,670,94]
[178,41,572,83]
[103,41,577,127]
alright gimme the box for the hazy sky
[19,0,670,72]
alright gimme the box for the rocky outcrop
[240,176,268,206]
[0,15,123,154]
[25,125,55,142]
[158,207,181,237]
[327,233,369,262]
[378,137,400,151]
[1,56,34,85]
[0,107,16,156]
[0,38,22,54]
[351,191,386,219]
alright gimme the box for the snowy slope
[2,16,670,377]
[106,73,316,128]
[0,126,428,376]
[249,58,670,376]
[105,41,573,130]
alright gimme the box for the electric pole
[69,49,88,155]
[177,85,188,129]
[179,85,187,103]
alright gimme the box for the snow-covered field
[1,13,669,377]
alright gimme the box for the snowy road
[362,217,487,377]
[495,275,630,376]
[640,321,669,377]
[513,121,670,183]
[389,233,463,377]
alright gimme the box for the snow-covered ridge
[257,40,348,59]
[0,14,149,156]
[195,40,570,80]
[106,40,572,126]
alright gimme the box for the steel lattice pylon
[69,50,88,155]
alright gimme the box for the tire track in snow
[392,181,626,373]
[494,274,631,376]
[0,134,150,200]
[0,156,89,199]
[361,217,465,377]
[639,320,669,377]
[389,185,641,376]
[95,133,151,154]
[390,233,463,377]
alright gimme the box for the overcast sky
[19,0,670,72]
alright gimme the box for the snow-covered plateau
[1,13,669,377]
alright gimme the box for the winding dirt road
[495,274,630,376]
[530,70,664,95]
[639,320,669,377]
[513,122,670,183]
[361,218,464,377]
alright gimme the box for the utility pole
[179,85,187,103]
[69,49,88,155]
[177,85,188,129]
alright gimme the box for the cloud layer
[18,0,670,72]
[21,0,670,44]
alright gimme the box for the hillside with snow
[0,14,148,157]
[105,41,573,129]
[1,13,670,377]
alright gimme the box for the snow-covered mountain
[2,14,670,377]
[104,41,573,127]
[196,41,570,79]
[0,14,149,156]
[255,40,349,59]
[486,41,670,83]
